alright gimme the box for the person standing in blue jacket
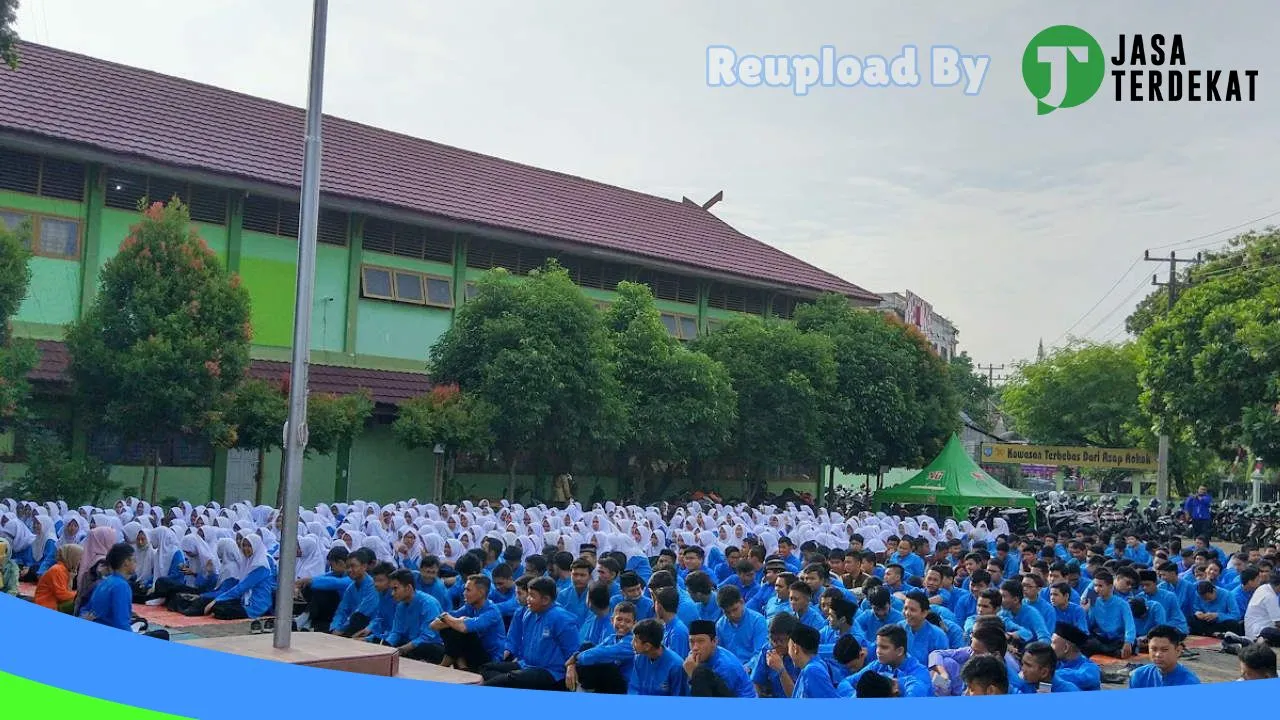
[1183,486,1214,538]
[480,576,579,690]
[714,584,769,664]
[381,569,444,663]
[627,619,689,696]
[567,600,637,693]
[788,624,838,698]
[683,619,757,697]
[430,573,505,671]
[330,547,379,636]
[1129,625,1201,688]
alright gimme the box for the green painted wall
[98,208,229,267]
[355,300,451,361]
[239,231,348,351]
[257,446,340,509]
[1,191,87,325]
[111,465,214,504]
[347,423,434,503]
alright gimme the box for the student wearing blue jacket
[1158,561,1199,619]
[567,600,637,694]
[80,543,138,632]
[557,559,593,626]
[413,554,450,611]
[481,576,579,690]
[1047,582,1088,634]
[1001,580,1051,642]
[1189,580,1244,636]
[430,573,505,671]
[627,619,690,696]
[381,569,444,662]
[684,619,757,697]
[787,624,837,698]
[204,535,276,620]
[1017,641,1080,693]
[579,584,614,646]
[652,586,690,658]
[1130,597,1168,648]
[685,571,722,622]
[488,564,519,625]
[1050,622,1101,691]
[854,588,904,647]
[1084,570,1136,658]
[887,539,926,581]
[610,571,655,621]
[358,563,399,644]
[1137,571,1189,635]
[788,581,825,630]
[899,591,952,664]
[714,585,769,664]
[838,625,933,698]
[751,613,800,698]
[330,548,379,636]
[1129,625,1201,688]
[296,546,351,633]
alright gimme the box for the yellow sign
[980,443,1157,471]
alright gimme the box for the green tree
[393,383,495,503]
[692,316,836,499]
[1,0,19,70]
[603,282,736,501]
[429,263,622,500]
[949,353,997,431]
[65,200,252,503]
[293,389,374,505]
[1002,341,1146,448]
[0,217,34,429]
[8,429,118,506]
[225,377,288,505]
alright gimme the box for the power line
[1146,209,1280,251]
[1050,257,1143,346]
[1078,276,1151,339]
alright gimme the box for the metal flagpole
[273,0,329,650]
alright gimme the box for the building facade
[877,291,959,362]
[0,43,877,507]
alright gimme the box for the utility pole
[977,363,1004,387]
[272,0,329,650]
[1144,249,1201,506]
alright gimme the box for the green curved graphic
[1,671,190,719]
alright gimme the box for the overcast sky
[15,1,1280,367]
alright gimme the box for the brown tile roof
[30,341,429,406]
[0,43,877,301]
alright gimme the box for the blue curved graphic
[2,594,1276,718]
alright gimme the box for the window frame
[0,206,82,260]
[360,263,454,309]
[659,311,700,341]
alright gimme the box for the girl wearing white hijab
[204,533,276,620]
[145,526,188,603]
[295,535,327,581]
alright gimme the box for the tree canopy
[1,0,19,70]
[65,200,252,501]
[0,216,34,428]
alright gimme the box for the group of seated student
[9,493,1280,697]
[274,528,1279,696]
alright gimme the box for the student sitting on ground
[430,574,506,671]
[960,654,1009,696]
[203,534,276,620]
[1238,642,1277,681]
[34,544,82,613]
[481,576,579,690]
[0,538,19,596]
[566,600,637,693]
[788,623,838,698]
[379,569,445,662]
[627,618,689,696]
[1189,580,1244,636]
[1017,640,1080,693]
[356,562,398,643]
[1128,625,1200,688]
[80,543,168,640]
[295,545,351,632]
[682,619,757,697]
[329,547,378,637]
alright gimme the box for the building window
[0,148,87,202]
[660,312,699,341]
[705,319,724,335]
[361,264,452,308]
[87,429,213,467]
[464,281,478,300]
[363,218,452,263]
[241,196,349,246]
[0,207,81,259]
[636,270,698,304]
[104,168,229,225]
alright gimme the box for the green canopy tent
[874,433,1037,525]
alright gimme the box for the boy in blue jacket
[627,618,689,696]
[567,600,637,693]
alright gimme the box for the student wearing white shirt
[1224,573,1280,654]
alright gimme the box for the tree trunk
[148,448,161,505]
[139,461,151,505]
[253,447,265,506]
[827,465,836,508]
[506,458,518,502]
[276,449,288,509]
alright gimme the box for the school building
[0,43,878,507]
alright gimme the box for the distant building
[877,291,959,362]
